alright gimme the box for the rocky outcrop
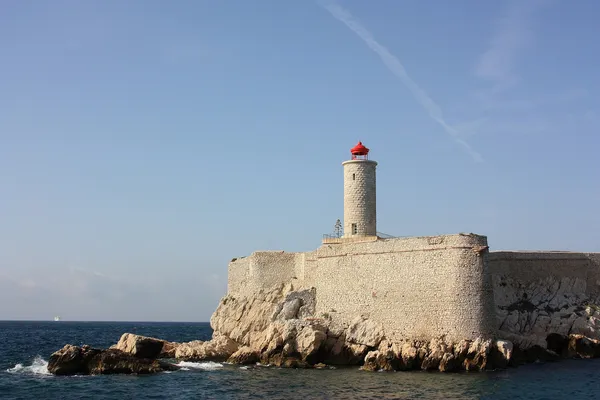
[492,273,600,360]
[47,279,600,375]
[494,274,600,340]
[185,283,516,371]
[208,283,384,367]
[361,337,514,372]
[47,344,179,375]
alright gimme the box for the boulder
[113,333,168,359]
[227,347,260,365]
[47,345,179,376]
[175,334,239,361]
[87,350,178,375]
[463,337,493,371]
[294,323,328,362]
[566,334,600,359]
[47,345,100,375]
[362,349,399,372]
[512,344,559,365]
[264,353,310,369]
[399,342,421,370]
[488,340,513,369]
[276,298,302,321]
[346,316,384,348]
[438,352,461,372]
[160,341,180,358]
[421,338,450,371]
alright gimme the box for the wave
[7,356,51,376]
[176,361,223,371]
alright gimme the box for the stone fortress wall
[229,233,497,342]
[228,235,600,343]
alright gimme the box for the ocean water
[2,321,600,400]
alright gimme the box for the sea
[2,321,600,400]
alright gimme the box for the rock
[175,334,239,361]
[277,298,302,320]
[113,333,168,359]
[49,282,600,374]
[493,274,600,351]
[566,334,600,359]
[265,353,310,368]
[362,351,382,371]
[295,323,327,362]
[356,337,516,373]
[160,341,180,358]
[210,286,288,347]
[346,316,384,348]
[47,345,179,376]
[421,338,450,371]
[546,333,568,355]
[320,337,367,365]
[512,344,559,365]
[488,340,513,369]
[399,342,421,370]
[87,350,178,375]
[370,348,400,372]
[227,347,260,365]
[463,338,492,371]
[570,316,589,335]
[438,352,461,372]
[47,345,100,375]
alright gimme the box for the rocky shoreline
[47,283,600,375]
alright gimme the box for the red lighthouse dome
[350,141,370,160]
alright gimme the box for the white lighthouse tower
[342,141,377,238]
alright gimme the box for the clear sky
[1,0,599,322]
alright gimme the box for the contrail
[319,1,483,162]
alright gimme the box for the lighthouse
[343,141,377,238]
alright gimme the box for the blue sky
[1,0,598,321]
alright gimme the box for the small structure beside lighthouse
[343,141,377,238]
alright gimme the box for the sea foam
[7,356,51,376]
[176,361,223,371]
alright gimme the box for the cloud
[319,0,483,163]
[475,0,551,90]
[455,0,596,141]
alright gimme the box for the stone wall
[227,233,497,343]
[228,251,302,298]
[304,233,496,342]
[488,252,600,346]
[226,236,600,346]
[227,256,251,296]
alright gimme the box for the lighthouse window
[352,173,356,180]
[352,223,357,235]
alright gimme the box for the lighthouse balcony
[321,233,380,244]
